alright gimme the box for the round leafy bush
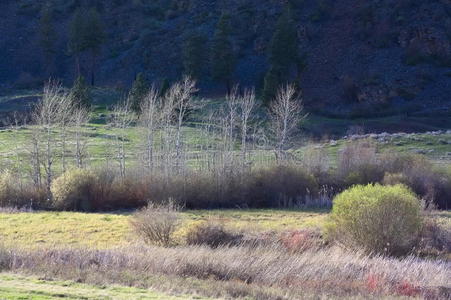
[51,169,98,211]
[328,184,422,256]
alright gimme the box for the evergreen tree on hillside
[68,8,105,85]
[68,8,87,76]
[39,3,57,76]
[263,6,300,104]
[130,73,149,113]
[71,75,91,108]
[84,8,105,86]
[183,32,207,79]
[211,12,235,92]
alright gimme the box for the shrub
[279,228,324,253]
[338,141,384,186]
[51,169,98,211]
[382,153,451,209]
[186,221,242,248]
[248,165,319,207]
[0,171,45,209]
[328,184,422,256]
[416,217,451,258]
[0,245,11,271]
[301,145,330,177]
[0,171,20,207]
[130,201,180,247]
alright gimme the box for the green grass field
[1,87,450,175]
[0,209,328,249]
[0,273,210,299]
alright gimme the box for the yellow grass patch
[0,209,328,249]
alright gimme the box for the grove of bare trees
[12,79,307,196]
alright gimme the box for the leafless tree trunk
[29,126,42,187]
[239,88,256,167]
[73,107,90,168]
[139,86,161,172]
[173,77,198,173]
[268,84,307,160]
[59,94,75,173]
[225,86,240,153]
[32,81,72,197]
[110,97,134,178]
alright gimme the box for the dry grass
[3,244,450,299]
[130,202,181,247]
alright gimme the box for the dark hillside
[0,0,450,119]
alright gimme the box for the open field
[0,88,450,175]
[0,89,450,299]
[0,209,328,249]
[0,273,209,299]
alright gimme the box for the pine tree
[84,8,105,86]
[211,12,235,92]
[263,6,300,103]
[39,3,57,75]
[68,8,105,85]
[68,8,87,76]
[130,73,148,112]
[71,75,91,108]
[183,32,207,79]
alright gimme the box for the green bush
[51,169,98,211]
[327,184,422,256]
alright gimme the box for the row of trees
[183,6,302,103]
[24,78,306,196]
[38,3,301,104]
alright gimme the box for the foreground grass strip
[0,210,328,249]
[5,245,449,299]
[0,273,210,300]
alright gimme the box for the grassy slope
[0,273,210,299]
[1,89,450,172]
[0,209,328,249]
[1,117,449,173]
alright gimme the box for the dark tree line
[38,3,301,106]
[182,6,302,104]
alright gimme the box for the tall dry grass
[2,244,449,299]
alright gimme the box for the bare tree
[173,77,198,173]
[73,107,90,168]
[32,81,72,196]
[238,88,257,165]
[159,77,198,175]
[58,93,75,173]
[225,86,240,152]
[110,97,135,178]
[29,126,42,187]
[268,84,307,159]
[139,86,161,171]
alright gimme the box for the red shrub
[279,229,323,253]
